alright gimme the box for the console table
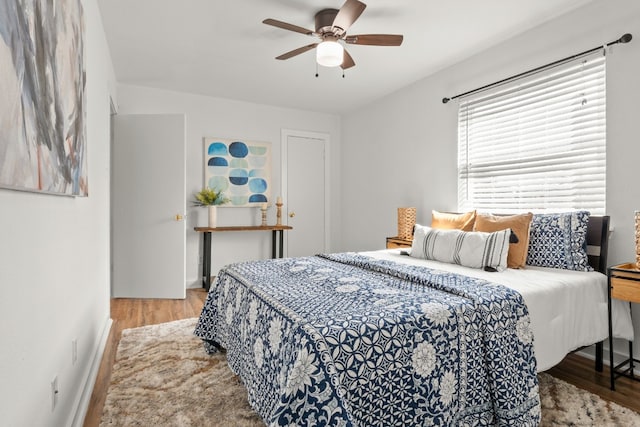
[194,225,293,291]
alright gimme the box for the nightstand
[386,236,412,249]
[607,263,640,390]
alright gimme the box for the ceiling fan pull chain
[315,61,319,78]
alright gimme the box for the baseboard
[186,280,201,289]
[187,277,212,290]
[575,347,640,376]
[69,317,113,427]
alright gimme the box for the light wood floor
[83,288,209,427]
[83,288,640,426]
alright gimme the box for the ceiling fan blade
[263,18,314,36]
[341,49,356,70]
[344,34,403,46]
[275,43,318,60]
[332,0,366,34]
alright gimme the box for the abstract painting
[0,0,87,196]
[204,138,271,207]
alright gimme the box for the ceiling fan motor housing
[315,9,339,35]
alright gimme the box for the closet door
[282,130,329,257]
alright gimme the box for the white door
[282,130,329,257]
[112,114,186,298]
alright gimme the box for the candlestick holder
[276,201,283,226]
[261,205,268,226]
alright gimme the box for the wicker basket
[635,211,640,269]
[397,207,417,240]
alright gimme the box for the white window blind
[457,53,606,215]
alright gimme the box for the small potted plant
[193,187,229,228]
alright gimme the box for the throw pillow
[431,210,476,231]
[474,213,533,269]
[526,211,592,271]
[410,224,510,272]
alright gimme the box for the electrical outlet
[72,339,78,365]
[51,376,59,411]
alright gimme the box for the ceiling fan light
[316,40,344,67]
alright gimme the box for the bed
[194,213,634,426]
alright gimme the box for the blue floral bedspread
[194,253,541,426]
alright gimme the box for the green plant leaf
[193,187,229,206]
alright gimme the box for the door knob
[289,212,296,218]
[175,214,184,221]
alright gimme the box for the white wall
[0,0,116,426]
[114,85,342,286]
[342,0,640,363]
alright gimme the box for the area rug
[100,318,640,426]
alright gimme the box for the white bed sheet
[362,249,634,372]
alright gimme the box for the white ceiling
[98,0,594,114]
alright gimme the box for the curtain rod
[442,33,632,104]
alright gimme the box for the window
[457,53,606,215]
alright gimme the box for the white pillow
[410,224,510,272]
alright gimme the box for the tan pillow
[473,213,533,269]
[431,210,476,231]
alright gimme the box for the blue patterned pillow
[526,211,592,271]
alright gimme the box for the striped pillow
[410,224,510,272]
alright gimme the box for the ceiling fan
[263,0,403,70]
